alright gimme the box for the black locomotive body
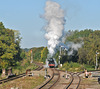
[48,58,55,68]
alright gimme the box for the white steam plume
[67,42,84,55]
[44,1,65,57]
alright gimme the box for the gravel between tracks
[52,71,71,89]
[34,68,53,89]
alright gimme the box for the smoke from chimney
[44,1,65,57]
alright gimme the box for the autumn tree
[40,47,48,63]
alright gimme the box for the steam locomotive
[48,58,56,68]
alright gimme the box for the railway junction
[0,63,100,89]
[35,68,100,89]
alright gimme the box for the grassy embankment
[0,76,45,89]
[0,59,45,89]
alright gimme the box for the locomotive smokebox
[48,58,57,68]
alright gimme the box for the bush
[84,64,94,71]
[60,62,84,72]
[60,62,95,72]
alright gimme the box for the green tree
[64,29,100,67]
[78,30,100,65]
[32,47,44,61]
[0,22,20,76]
[65,29,93,43]
[20,49,26,59]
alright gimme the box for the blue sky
[0,0,100,48]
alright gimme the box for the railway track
[65,70,100,89]
[37,69,99,89]
[0,73,26,84]
[0,62,43,84]
[66,72,81,89]
[38,70,82,89]
[38,68,60,89]
[35,66,43,71]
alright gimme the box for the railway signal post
[95,51,99,70]
[59,46,68,67]
[30,49,33,63]
[59,55,61,67]
[59,46,62,67]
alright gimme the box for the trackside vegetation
[60,62,94,72]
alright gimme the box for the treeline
[64,29,100,66]
[26,47,48,63]
[0,22,23,75]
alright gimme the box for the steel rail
[39,68,60,89]
[49,69,60,89]
[65,72,81,89]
